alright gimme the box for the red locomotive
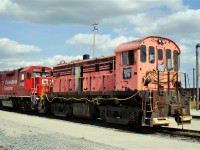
[0,66,52,111]
[0,36,192,127]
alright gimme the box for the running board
[176,116,192,125]
[151,117,170,126]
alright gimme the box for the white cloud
[133,9,200,38]
[0,54,83,71]
[0,57,43,70]
[0,38,41,59]
[178,43,195,64]
[0,0,186,24]
[66,33,136,53]
[44,55,83,66]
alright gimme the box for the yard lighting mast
[196,43,200,110]
[92,22,98,58]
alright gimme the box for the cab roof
[114,36,181,54]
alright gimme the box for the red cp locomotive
[0,36,192,127]
[0,66,52,111]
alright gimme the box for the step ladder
[143,91,154,126]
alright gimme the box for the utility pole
[193,68,195,100]
[92,22,98,58]
[196,43,200,110]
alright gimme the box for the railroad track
[192,115,200,119]
[146,127,200,142]
[1,108,200,143]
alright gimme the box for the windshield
[34,72,49,77]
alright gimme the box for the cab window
[174,50,179,72]
[158,49,163,60]
[149,46,155,63]
[21,73,24,81]
[42,72,49,77]
[33,72,49,77]
[34,72,41,77]
[166,49,172,71]
[122,50,134,65]
[27,72,31,79]
[140,45,146,62]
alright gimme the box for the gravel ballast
[0,110,200,150]
[0,115,121,150]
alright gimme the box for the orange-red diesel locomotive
[0,36,192,127]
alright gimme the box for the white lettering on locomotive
[5,80,17,85]
[4,86,13,91]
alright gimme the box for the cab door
[75,66,83,91]
[115,50,137,91]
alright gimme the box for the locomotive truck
[0,36,192,127]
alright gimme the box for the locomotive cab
[115,36,192,126]
[18,66,53,111]
[115,47,138,91]
[18,66,52,96]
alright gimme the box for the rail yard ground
[191,109,200,118]
[0,110,200,150]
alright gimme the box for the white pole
[92,22,98,58]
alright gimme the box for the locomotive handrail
[41,70,178,105]
[41,74,147,103]
[31,83,49,95]
[43,90,140,103]
[66,73,114,80]
[145,70,177,87]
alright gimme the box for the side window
[158,49,163,60]
[140,45,146,62]
[122,52,128,65]
[21,73,24,81]
[71,68,75,75]
[129,50,134,65]
[174,50,179,72]
[149,46,155,63]
[27,72,31,80]
[166,49,172,71]
[122,50,134,65]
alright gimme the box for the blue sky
[0,0,200,87]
